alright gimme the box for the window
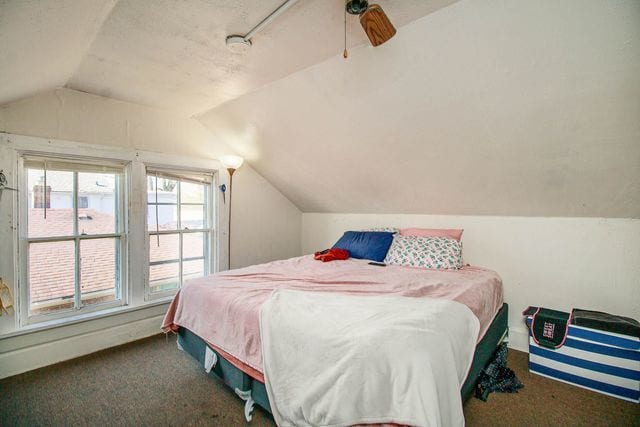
[23,157,126,320]
[146,168,213,296]
[6,133,222,333]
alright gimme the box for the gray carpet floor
[0,334,638,426]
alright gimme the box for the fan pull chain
[343,8,348,59]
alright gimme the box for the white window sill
[1,297,174,340]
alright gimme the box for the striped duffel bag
[524,307,639,403]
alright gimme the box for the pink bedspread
[162,255,503,374]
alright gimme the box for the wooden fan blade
[359,4,396,47]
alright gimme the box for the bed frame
[177,303,509,422]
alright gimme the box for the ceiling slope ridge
[195,121,303,214]
[192,0,460,120]
[192,43,368,120]
[60,86,198,120]
[63,0,122,90]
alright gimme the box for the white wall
[230,166,302,269]
[302,213,640,352]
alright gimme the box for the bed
[163,255,508,424]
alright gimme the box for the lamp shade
[220,155,244,170]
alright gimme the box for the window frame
[3,132,223,336]
[17,154,130,326]
[144,165,216,301]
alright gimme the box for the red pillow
[314,248,350,262]
[399,228,464,241]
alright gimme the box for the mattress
[163,255,504,377]
[176,303,509,414]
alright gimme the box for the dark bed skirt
[177,303,509,416]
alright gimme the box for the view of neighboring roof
[28,207,204,314]
[27,170,116,194]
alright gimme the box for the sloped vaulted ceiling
[0,0,457,114]
[2,0,638,218]
[197,0,640,218]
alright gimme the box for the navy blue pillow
[332,231,395,262]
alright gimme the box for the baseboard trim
[508,325,529,353]
[0,314,164,379]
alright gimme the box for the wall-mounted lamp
[219,155,244,270]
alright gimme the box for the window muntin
[24,158,126,319]
[146,170,212,296]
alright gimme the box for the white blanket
[259,290,480,427]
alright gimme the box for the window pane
[146,171,211,296]
[147,175,177,203]
[29,240,75,315]
[183,259,204,282]
[149,263,179,293]
[28,169,74,238]
[77,172,117,235]
[149,233,179,263]
[81,238,118,306]
[181,205,204,230]
[147,204,178,231]
[183,232,204,259]
[181,181,205,203]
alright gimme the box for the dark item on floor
[314,248,350,262]
[523,306,571,349]
[475,343,524,401]
[572,308,640,338]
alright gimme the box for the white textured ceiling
[0,0,117,105]
[0,0,458,115]
[198,0,640,218]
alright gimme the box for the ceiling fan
[225,0,396,56]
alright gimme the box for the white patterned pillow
[362,227,399,233]
[384,236,463,270]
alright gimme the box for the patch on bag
[542,322,555,339]
[525,307,571,349]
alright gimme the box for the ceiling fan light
[359,4,396,47]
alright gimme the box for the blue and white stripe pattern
[526,317,639,403]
